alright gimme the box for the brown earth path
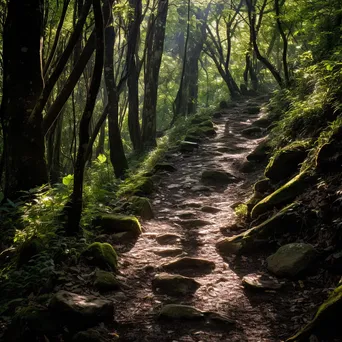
[108,97,326,342]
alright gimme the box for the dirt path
[110,98,323,342]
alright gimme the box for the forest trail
[107,96,304,342]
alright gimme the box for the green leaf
[62,174,74,186]
[97,154,107,164]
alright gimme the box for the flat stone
[151,248,183,257]
[162,257,215,276]
[201,206,221,214]
[156,233,182,245]
[178,219,212,228]
[192,185,213,192]
[180,202,203,209]
[158,304,204,320]
[241,126,264,138]
[175,211,197,219]
[49,291,114,327]
[180,141,199,152]
[153,163,177,173]
[201,169,239,185]
[242,273,283,290]
[152,273,200,296]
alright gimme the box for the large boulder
[267,243,317,277]
[265,143,308,182]
[152,273,200,296]
[287,285,342,341]
[201,169,238,185]
[241,126,265,138]
[49,291,114,327]
[251,171,314,219]
[217,204,300,256]
[94,214,141,237]
[81,242,118,271]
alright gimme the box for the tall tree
[141,0,169,148]
[0,0,48,198]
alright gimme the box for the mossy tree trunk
[0,0,48,199]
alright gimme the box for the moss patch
[94,214,142,236]
[93,270,120,292]
[217,204,299,256]
[129,196,154,220]
[81,242,118,271]
[251,171,314,219]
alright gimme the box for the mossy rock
[267,243,317,277]
[94,214,141,236]
[251,171,314,219]
[186,126,216,138]
[287,285,342,341]
[265,143,308,182]
[184,134,202,143]
[252,117,272,128]
[93,270,120,292]
[5,306,61,341]
[81,242,118,271]
[254,178,272,194]
[199,120,214,129]
[247,140,271,163]
[132,177,154,196]
[129,196,154,220]
[17,238,44,267]
[217,204,299,256]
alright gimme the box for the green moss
[81,242,118,271]
[251,171,314,219]
[93,270,120,292]
[217,204,298,256]
[94,214,142,236]
[234,204,248,220]
[129,196,154,220]
[287,285,342,341]
[265,141,309,181]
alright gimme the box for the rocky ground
[2,97,336,342]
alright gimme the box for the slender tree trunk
[104,10,128,178]
[141,0,168,148]
[275,0,290,86]
[127,0,142,152]
[66,0,104,235]
[0,0,48,198]
[246,0,284,88]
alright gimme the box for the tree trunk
[104,13,128,178]
[127,0,142,152]
[66,0,104,235]
[0,0,48,199]
[141,0,168,148]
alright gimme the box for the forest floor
[100,98,329,342]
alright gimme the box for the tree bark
[104,11,128,179]
[0,0,48,198]
[141,0,168,148]
[126,0,142,152]
[66,0,104,235]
